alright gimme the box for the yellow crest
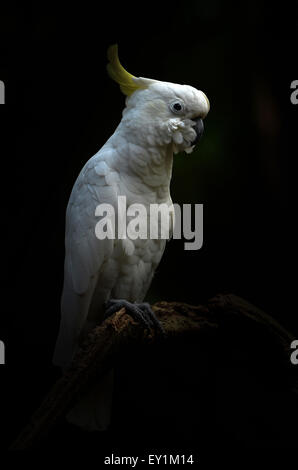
[107,45,144,96]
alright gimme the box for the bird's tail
[54,273,112,431]
[52,286,82,369]
[53,275,96,369]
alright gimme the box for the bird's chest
[99,236,167,303]
[96,174,173,302]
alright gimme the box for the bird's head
[107,45,210,154]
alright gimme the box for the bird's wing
[53,153,118,368]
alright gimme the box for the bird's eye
[170,100,184,114]
[173,102,182,111]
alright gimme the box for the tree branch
[9,294,297,450]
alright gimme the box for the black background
[0,0,297,459]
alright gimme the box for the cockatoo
[53,45,210,430]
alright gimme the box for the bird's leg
[104,299,165,335]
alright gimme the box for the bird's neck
[108,123,174,203]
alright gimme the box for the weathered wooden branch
[10,294,297,450]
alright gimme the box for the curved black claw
[104,299,165,336]
[137,302,166,335]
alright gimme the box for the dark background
[0,0,297,458]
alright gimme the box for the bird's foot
[104,299,165,336]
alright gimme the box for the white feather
[53,73,209,428]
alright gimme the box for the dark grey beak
[192,118,204,146]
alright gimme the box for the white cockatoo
[53,45,210,430]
